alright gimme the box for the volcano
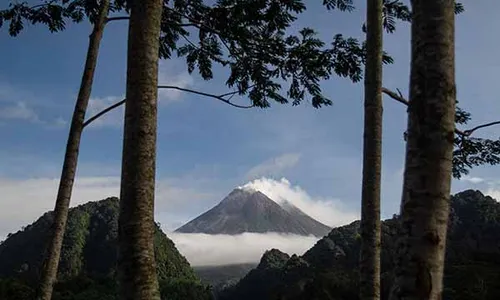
[175,188,331,237]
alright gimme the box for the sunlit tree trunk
[390,1,456,299]
[36,1,110,299]
[359,0,383,299]
[117,0,163,299]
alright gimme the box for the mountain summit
[175,188,331,237]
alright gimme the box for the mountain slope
[175,188,331,237]
[219,190,500,300]
[0,197,212,300]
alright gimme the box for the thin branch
[219,85,255,98]
[157,85,254,108]
[463,121,500,136]
[30,0,57,10]
[382,87,500,137]
[178,23,199,27]
[83,86,254,127]
[106,16,130,23]
[381,87,408,105]
[83,98,125,128]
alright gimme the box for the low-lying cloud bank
[167,231,320,266]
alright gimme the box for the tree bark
[36,1,110,299]
[117,0,163,299]
[389,1,456,299]
[359,0,383,299]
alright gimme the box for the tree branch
[157,85,254,108]
[106,16,130,23]
[463,121,500,136]
[382,87,500,137]
[30,0,57,10]
[83,86,254,127]
[381,87,408,105]
[83,98,125,128]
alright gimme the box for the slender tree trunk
[389,1,456,299]
[117,0,163,299]
[359,0,383,299]
[36,2,110,299]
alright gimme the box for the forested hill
[0,197,212,300]
[219,190,500,300]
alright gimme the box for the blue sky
[1,1,500,241]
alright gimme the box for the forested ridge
[218,190,500,300]
[0,198,212,300]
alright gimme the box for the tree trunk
[36,2,110,300]
[117,0,163,299]
[359,0,383,299]
[389,1,456,299]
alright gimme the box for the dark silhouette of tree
[1,1,118,299]
[359,0,383,299]
[390,1,456,299]
[117,0,163,298]
[1,0,375,299]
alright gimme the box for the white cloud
[168,232,319,266]
[241,177,358,227]
[245,153,301,180]
[486,188,500,201]
[461,175,485,184]
[157,62,194,103]
[485,179,500,201]
[0,175,218,239]
[0,176,120,239]
[0,82,66,127]
[0,101,40,123]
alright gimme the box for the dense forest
[218,190,500,300]
[0,198,212,300]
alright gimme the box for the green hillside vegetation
[0,198,212,300]
[219,190,500,300]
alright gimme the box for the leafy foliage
[382,0,464,33]
[322,0,354,12]
[220,190,500,300]
[159,278,213,300]
[357,1,464,34]
[160,0,371,108]
[452,101,500,178]
[1,0,380,109]
[0,0,128,36]
[0,275,214,300]
[453,137,500,178]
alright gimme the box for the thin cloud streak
[245,153,301,179]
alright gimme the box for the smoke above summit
[241,177,358,227]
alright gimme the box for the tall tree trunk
[117,0,163,299]
[36,2,110,299]
[390,1,456,299]
[359,0,383,299]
